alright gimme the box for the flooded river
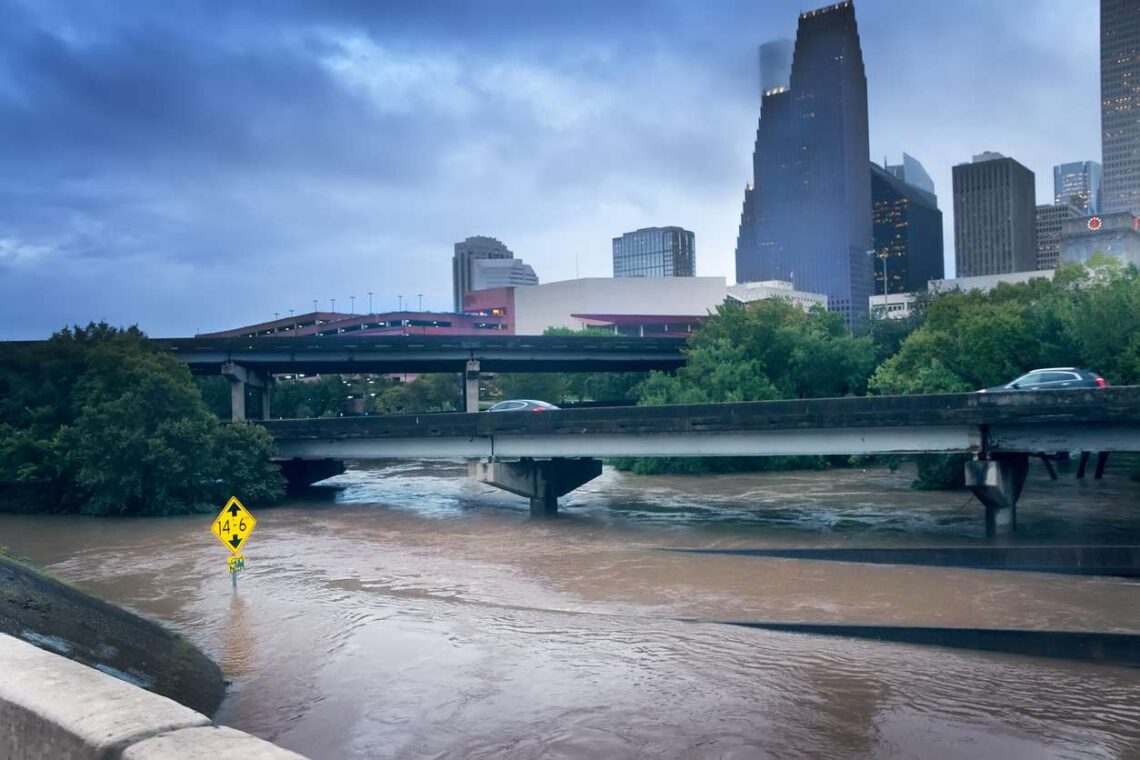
[2,461,1139,759]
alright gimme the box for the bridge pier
[277,458,346,493]
[221,363,271,421]
[468,458,603,516]
[464,359,480,413]
[965,454,1029,537]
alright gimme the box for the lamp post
[398,294,403,312]
[350,295,355,314]
[331,297,336,313]
[312,299,318,314]
[368,291,374,315]
[418,293,423,311]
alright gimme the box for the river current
[2,461,1138,759]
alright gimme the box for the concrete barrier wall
[0,634,306,760]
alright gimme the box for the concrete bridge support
[221,363,271,421]
[277,458,346,494]
[464,359,480,413]
[469,458,603,516]
[965,454,1029,537]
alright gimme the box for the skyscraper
[884,153,936,197]
[871,161,944,294]
[1101,0,1140,214]
[952,153,1037,276]
[759,39,793,93]
[452,236,513,311]
[734,1,873,327]
[1035,202,1080,270]
[1053,161,1103,213]
[612,226,696,278]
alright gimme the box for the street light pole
[350,295,355,314]
[312,299,318,314]
[398,294,403,312]
[418,293,423,311]
[368,291,374,315]
[331,297,336,313]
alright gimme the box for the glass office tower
[1101,0,1140,214]
[612,227,695,278]
[734,1,873,327]
[1053,161,1103,213]
[871,163,944,294]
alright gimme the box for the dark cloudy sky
[0,0,1100,338]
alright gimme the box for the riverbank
[0,551,225,716]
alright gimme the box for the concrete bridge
[159,335,686,418]
[260,387,1140,536]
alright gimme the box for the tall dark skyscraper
[759,40,793,93]
[952,153,1037,276]
[734,1,873,327]
[871,162,944,294]
[1101,0,1140,214]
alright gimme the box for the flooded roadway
[2,462,1139,759]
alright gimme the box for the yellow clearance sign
[211,496,257,555]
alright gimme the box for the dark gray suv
[978,367,1108,393]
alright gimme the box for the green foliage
[618,300,876,474]
[496,372,566,404]
[212,423,285,504]
[871,261,1140,395]
[912,454,969,491]
[195,376,232,419]
[0,323,284,515]
[271,375,351,418]
[372,373,460,413]
[542,327,620,338]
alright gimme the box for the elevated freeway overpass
[261,387,1140,536]
[158,334,687,418]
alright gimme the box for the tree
[613,300,876,474]
[0,324,284,515]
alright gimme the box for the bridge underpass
[258,387,1140,536]
[158,334,686,420]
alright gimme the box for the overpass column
[965,454,1029,537]
[468,458,603,517]
[222,363,270,422]
[464,359,480,413]
[229,377,246,422]
[222,363,248,422]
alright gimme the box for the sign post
[211,496,257,591]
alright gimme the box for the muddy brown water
[2,461,1139,759]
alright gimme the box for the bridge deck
[261,388,1140,460]
[158,334,687,374]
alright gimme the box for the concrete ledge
[0,634,305,759]
[124,726,306,760]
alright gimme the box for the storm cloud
[0,0,1099,337]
